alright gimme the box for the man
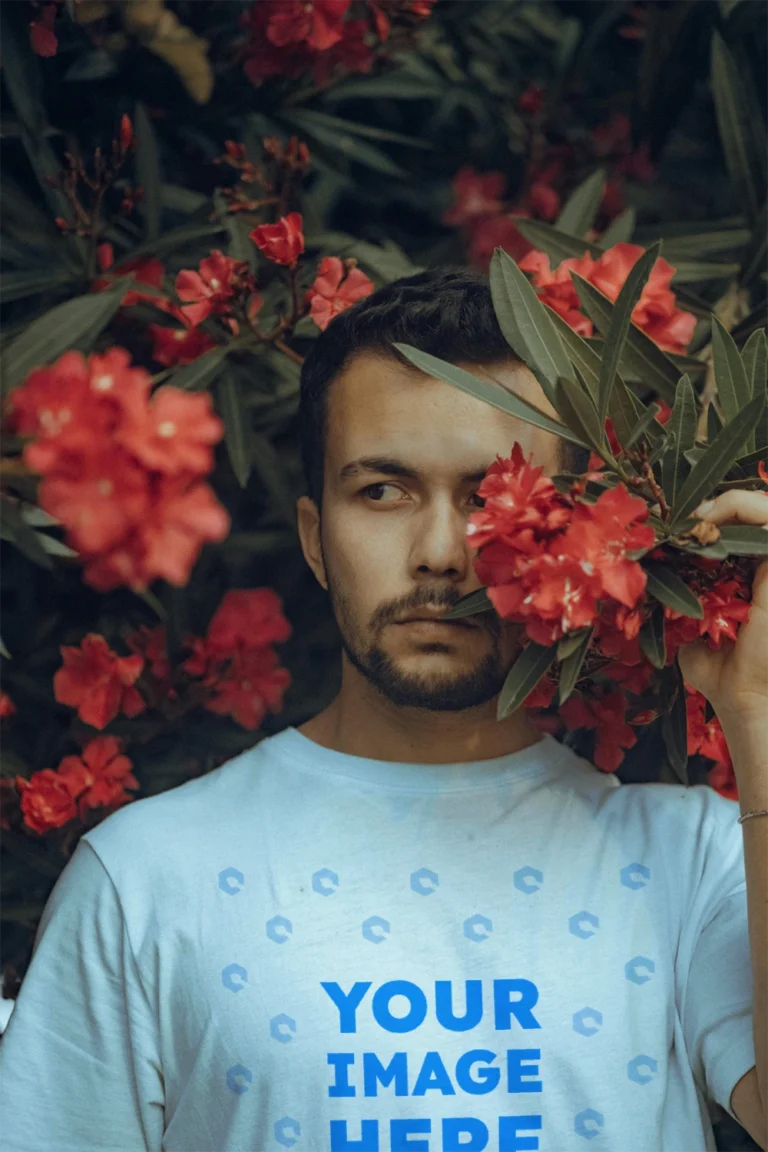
[0,267,765,1152]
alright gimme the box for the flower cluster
[304,257,375,330]
[215,136,311,215]
[241,0,436,87]
[14,737,138,835]
[519,243,696,354]
[444,110,655,272]
[7,348,230,590]
[470,443,755,778]
[469,443,655,647]
[54,634,145,729]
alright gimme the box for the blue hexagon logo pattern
[620,862,651,890]
[572,1007,603,1036]
[513,866,543,894]
[275,1117,301,1148]
[627,1054,658,1084]
[221,963,248,993]
[266,915,292,944]
[463,914,493,942]
[574,1108,604,1140]
[625,956,656,984]
[410,867,439,895]
[218,867,245,895]
[270,1013,297,1043]
[362,915,390,943]
[312,868,339,896]
[568,911,599,939]
[226,1064,252,1095]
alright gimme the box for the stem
[273,338,304,366]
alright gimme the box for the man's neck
[297,677,544,765]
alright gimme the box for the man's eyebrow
[339,456,490,483]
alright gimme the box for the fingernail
[695,499,715,516]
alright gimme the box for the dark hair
[298,265,588,509]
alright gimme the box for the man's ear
[296,495,328,590]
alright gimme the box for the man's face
[297,352,562,713]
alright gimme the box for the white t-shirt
[0,727,754,1152]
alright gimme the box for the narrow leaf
[670,260,740,283]
[711,32,767,225]
[644,561,703,618]
[572,275,682,402]
[669,390,767,529]
[661,660,688,784]
[443,588,495,621]
[639,604,666,669]
[555,377,605,454]
[557,628,592,660]
[661,374,697,507]
[741,328,767,453]
[711,316,751,427]
[0,286,127,395]
[597,242,661,424]
[489,248,576,405]
[394,344,589,449]
[168,345,229,392]
[599,208,636,248]
[218,372,251,488]
[708,525,768,557]
[624,403,662,449]
[497,641,558,721]
[556,170,606,237]
[512,217,601,265]
[558,627,594,704]
[133,102,162,242]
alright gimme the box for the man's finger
[694,490,768,526]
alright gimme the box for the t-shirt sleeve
[678,789,755,1124]
[0,838,164,1151]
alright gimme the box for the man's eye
[361,483,401,501]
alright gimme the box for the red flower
[527,182,560,222]
[206,588,292,656]
[250,212,305,267]
[443,167,507,226]
[314,19,374,81]
[119,114,135,153]
[92,256,169,310]
[664,573,750,661]
[174,251,248,328]
[467,442,572,553]
[16,770,77,835]
[53,634,145,730]
[204,645,291,729]
[517,83,545,115]
[39,448,150,555]
[149,324,218,367]
[0,692,16,719]
[467,215,532,270]
[116,387,224,475]
[265,0,350,50]
[30,4,57,56]
[559,687,637,772]
[560,485,654,608]
[306,257,374,330]
[519,243,695,355]
[58,736,138,821]
[126,626,171,685]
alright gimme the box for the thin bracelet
[738,809,768,824]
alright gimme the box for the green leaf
[0,286,128,396]
[0,500,53,570]
[597,242,661,425]
[710,32,767,225]
[443,588,495,621]
[661,374,697,507]
[644,561,703,618]
[624,403,662,449]
[218,371,251,488]
[547,309,600,400]
[393,345,590,449]
[572,275,681,402]
[741,328,767,452]
[555,376,604,454]
[511,218,601,265]
[735,445,768,473]
[279,108,430,148]
[670,260,741,283]
[668,390,767,529]
[555,170,606,237]
[133,102,162,242]
[708,525,768,556]
[661,660,688,784]
[281,110,408,178]
[497,641,558,721]
[0,268,76,303]
[168,345,229,392]
[600,208,636,247]
[558,627,594,704]
[639,604,666,669]
[740,203,767,288]
[489,248,574,406]
[557,628,592,660]
[711,317,751,427]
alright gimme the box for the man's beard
[325,564,510,713]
